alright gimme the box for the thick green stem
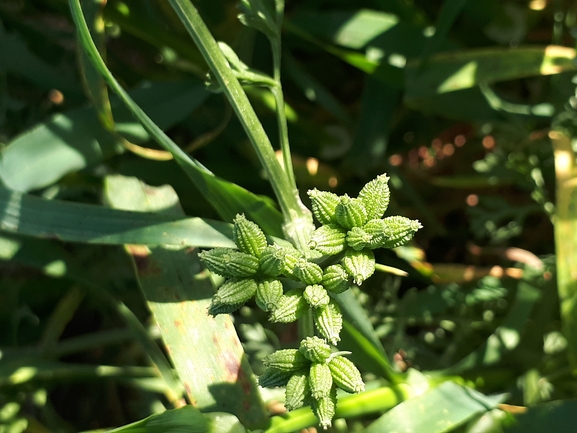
[168,0,313,249]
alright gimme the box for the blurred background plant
[1,0,577,432]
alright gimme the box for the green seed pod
[281,247,305,277]
[314,301,342,345]
[312,386,337,429]
[335,195,368,229]
[362,218,388,249]
[328,355,365,394]
[322,264,350,294]
[199,248,259,277]
[346,226,372,251]
[304,284,330,308]
[259,245,285,277]
[233,214,267,257]
[285,371,311,411]
[207,300,243,316]
[341,249,375,285]
[358,174,390,220]
[309,362,333,400]
[214,278,258,305]
[308,224,346,255]
[292,258,323,285]
[269,288,309,323]
[299,336,332,363]
[258,368,293,388]
[255,279,283,312]
[308,189,340,225]
[379,216,423,248]
[263,349,310,373]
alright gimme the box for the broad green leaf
[550,131,577,371]
[104,176,268,428]
[0,187,235,248]
[503,400,577,433]
[363,382,506,433]
[0,81,208,192]
[405,46,577,101]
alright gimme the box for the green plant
[2,0,577,432]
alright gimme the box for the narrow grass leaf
[0,186,235,248]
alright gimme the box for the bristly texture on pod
[341,249,375,285]
[269,288,309,323]
[309,362,333,400]
[255,279,283,312]
[233,214,268,257]
[292,258,323,285]
[312,386,337,429]
[328,355,365,394]
[213,278,258,305]
[258,368,293,388]
[304,284,330,308]
[357,174,390,220]
[314,300,343,345]
[308,189,340,225]
[299,336,332,363]
[199,248,259,278]
[285,372,311,411]
[308,224,347,255]
[207,300,243,317]
[259,244,286,277]
[322,264,350,294]
[263,349,310,373]
[335,195,368,229]
[379,216,423,248]
[345,226,372,251]
[361,218,388,249]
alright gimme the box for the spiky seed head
[304,284,330,308]
[199,248,259,277]
[335,195,368,229]
[314,301,342,345]
[269,288,309,323]
[341,249,375,285]
[258,368,293,388]
[308,189,340,225]
[379,216,423,249]
[309,362,333,400]
[263,349,310,373]
[255,279,283,312]
[299,336,332,363]
[308,224,347,255]
[213,278,258,305]
[328,355,365,394]
[285,372,311,411]
[346,226,372,251]
[232,214,267,257]
[358,174,390,220]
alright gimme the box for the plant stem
[168,0,313,250]
[271,38,296,190]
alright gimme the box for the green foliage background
[1,0,577,432]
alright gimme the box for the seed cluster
[198,174,422,429]
[260,337,364,429]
